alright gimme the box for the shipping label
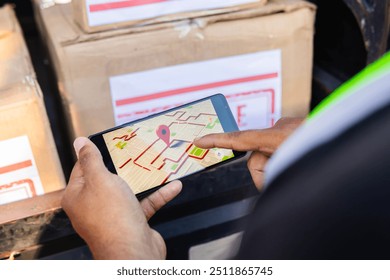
[86,0,260,27]
[110,49,282,130]
[0,136,44,205]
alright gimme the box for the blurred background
[0,0,389,260]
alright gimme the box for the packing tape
[39,0,72,9]
[173,18,207,39]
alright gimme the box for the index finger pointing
[193,130,282,155]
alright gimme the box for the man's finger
[141,181,182,220]
[247,152,269,191]
[194,130,282,155]
[67,161,84,187]
[62,161,85,216]
[75,137,111,186]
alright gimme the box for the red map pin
[156,125,171,147]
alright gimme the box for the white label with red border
[86,0,260,27]
[0,136,44,205]
[110,49,282,130]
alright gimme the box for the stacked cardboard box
[72,0,267,33]
[33,0,316,140]
[0,5,65,205]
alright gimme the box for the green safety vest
[265,51,390,186]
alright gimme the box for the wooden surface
[0,190,78,259]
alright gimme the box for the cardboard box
[33,0,316,140]
[72,0,267,33]
[0,5,65,205]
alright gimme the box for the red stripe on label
[89,0,167,12]
[115,72,278,107]
[0,179,36,196]
[0,160,33,175]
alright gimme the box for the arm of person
[194,117,304,190]
[61,137,182,260]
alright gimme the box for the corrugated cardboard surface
[0,5,33,91]
[33,0,316,139]
[0,5,65,196]
[73,0,268,33]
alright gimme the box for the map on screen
[103,99,235,194]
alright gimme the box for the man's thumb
[74,137,89,158]
[74,137,109,181]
